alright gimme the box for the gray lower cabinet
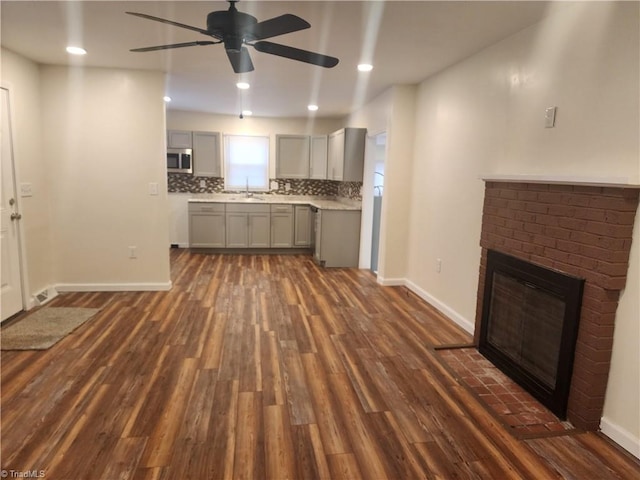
[189,202,359,262]
[294,205,312,247]
[314,209,361,267]
[226,203,270,248]
[188,203,226,247]
[271,204,294,248]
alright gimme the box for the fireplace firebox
[479,249,584,419]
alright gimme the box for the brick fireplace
[475,180,639,430]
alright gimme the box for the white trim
[376,276,405,286]
[479,173,640,188]
[600,417,640,459]
[56,282,172,292]
[404,279,475,334]
[1,84,31,316]
[374,275,475,334]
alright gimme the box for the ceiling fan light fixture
[307,104,319,111]
[357,63,373,72]
[224,35,244,53]
[66,46,87,55]
[242,110,253,116]
[163,96,172,102]
[236,82,250,90]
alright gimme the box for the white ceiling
[1,1,557,118]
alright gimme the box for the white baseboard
[404,279,475,334]
[376,276,405,286]
[56,282,172,292]
[374,275,475,335]
[600,417,640,459]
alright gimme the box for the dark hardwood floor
[1,250,638,479]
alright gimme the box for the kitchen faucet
[245,177,253,198]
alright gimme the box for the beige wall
[1,48,54,303]
[346,86,416,279]
[405,2,639,455]
[167,110,343,178]
[2,52,171,295]
[39,66,171,289]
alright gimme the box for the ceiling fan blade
[126,11,214,37]
[252,41,339,68]
[130,41,218,53]
[249,14,310,41]
[227,47,255,73]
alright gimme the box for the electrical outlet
[129,246,137,259]
[436,258,442,273]
[285,182,291,192]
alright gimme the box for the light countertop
[186,194,362,211]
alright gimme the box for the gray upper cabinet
[193,131,221,177]
[276,135,310,179]
[328,128,366,182]
[309,135,328,180]
[167,130,192,149]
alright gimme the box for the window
[223,134,269,191]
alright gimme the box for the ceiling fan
[126,0,339,73]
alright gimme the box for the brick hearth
[475,181,639,431]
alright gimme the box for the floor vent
[34,289,53,306]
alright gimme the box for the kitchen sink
[227,196,266,202]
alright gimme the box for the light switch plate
[148,182,159,196]
[20,183,33,197]
[545,106,557,128]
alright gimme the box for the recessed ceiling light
[357,64,373,72]
[307,104,319,111]
[66,46,87,55]
[163,96,172,102]
[236,82,250,90]
[242,110,253,116]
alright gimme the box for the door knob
[10,212,22,221]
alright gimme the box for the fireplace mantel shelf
[480,174,640,188]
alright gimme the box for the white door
[1,87,24,321]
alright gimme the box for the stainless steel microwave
[167,148,193,174]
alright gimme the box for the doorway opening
[370,133,386,273]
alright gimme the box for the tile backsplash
[168,173,362,200]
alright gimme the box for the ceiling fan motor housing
[207,9,257,52]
